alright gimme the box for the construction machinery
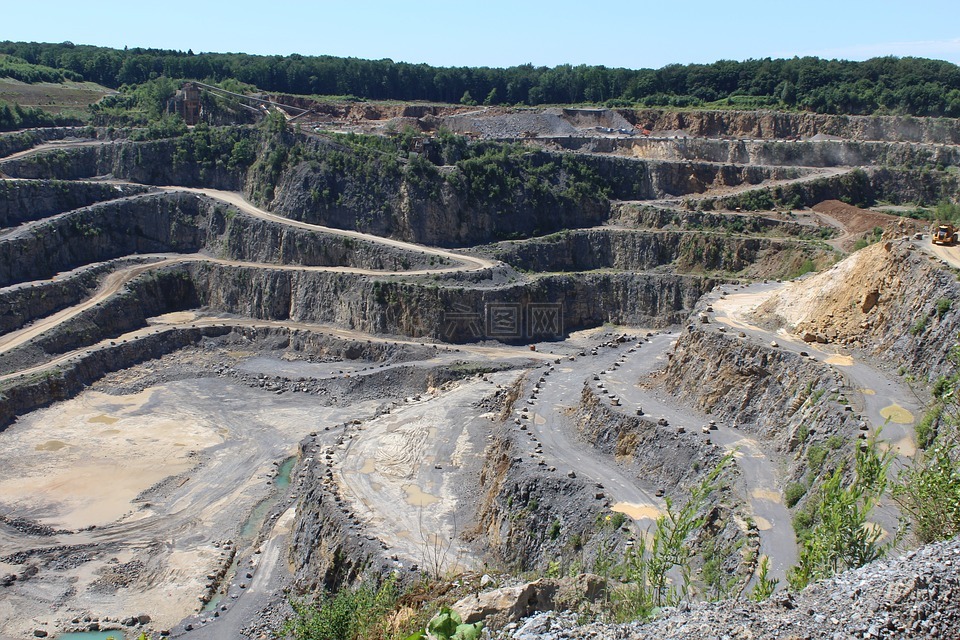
[933,223,957,246]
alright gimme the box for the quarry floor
[0,282,923,639]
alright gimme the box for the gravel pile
[498,536,960,639]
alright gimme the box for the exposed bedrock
[755,240,960,382]
[0,260,112,334]
[0,190,430,287]
[662,327,839,443]
[260,145,610,247]
[469,426,613,574]
[191,263,718,340]
[0,268,198,375]
[549,136,960,169]
[488,228,822,275]
[657,326,862,518]
[256,135,806,247]
[468,391,748,577]
[620,109,960,144]
[585,155,805,200]
[0,135,252,188]
[574,385,729,491]
[0,179,152,228]
[699,166,959,211]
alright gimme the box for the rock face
[498,536,960,639]
[0,190,431,288]
[190,263,716,341]
[0,179,150,227]
[662,327,838,440]
[490,228,822,276]
[622,108,960,144]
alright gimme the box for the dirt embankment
[755,239,960,380]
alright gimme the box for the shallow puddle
[403,484,439,507]
[879,403,914,424]
[34,440,68,452]
[610,502,662,521]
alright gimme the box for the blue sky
[5,0,960,68]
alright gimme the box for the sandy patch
[860,388,876,395]
[374,420,429,479]
[611,502,662,521]
[753,516,773,531]
[151,311,200,324]
[751,488,783,504]
[826,354,854,366]
[0,389,219,530]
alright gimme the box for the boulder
[453,574,606,629]
[861,290,880,313]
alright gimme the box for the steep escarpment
[0,190,431,287]
[0,179,151,227]
[0,127,257,189]
[254,133,612,247]
[621,109,960,144]
[191,264,717,340]
[574,385,729,491]
[661,327,842,445]
[0,267,198,375]
[0,192,206,286]
[0,324,231,430]
[470,425,619,574]
[550,136,960,170]
[0,259,118,333]
[488,228,832,277]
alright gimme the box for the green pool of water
[202,455,296,613]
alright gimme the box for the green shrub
[910,316,928,336]
[915,405,943,449]
[807,444,827,471]
[784,482,807,508]
[937,298,953,318]
[788,436,892,590]
[548,520,562,540]
[895,442,960,544]
[285,579,398,640]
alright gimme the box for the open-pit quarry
[0,104,958,639]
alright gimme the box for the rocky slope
[754,239,960,381]
[499,535,960,639]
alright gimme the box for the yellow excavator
[933,223,957,246]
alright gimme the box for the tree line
[1,40,960,116]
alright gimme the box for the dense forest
[1,40,960,117]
